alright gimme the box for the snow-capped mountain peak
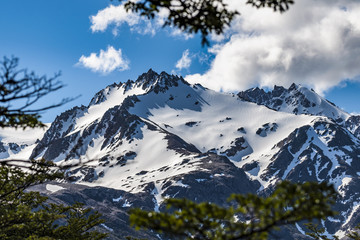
[238,83,350,122]
[88,69,185,108]
[3,71,360,239]
[133,69,187,94]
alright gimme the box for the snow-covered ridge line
[1,70,360,238]
[238,83,350,122]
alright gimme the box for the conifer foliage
[119,0,295,45]
[0,159,107,239]
[130,181,337,240]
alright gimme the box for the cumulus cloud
[175,49,192,70]
[186,0,360,95]
[90,4,156,36]
[90,4,191,38]
[78,46,130,74]
[91,5,138,32]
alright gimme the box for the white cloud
[175,49,192,70]
[90,4,192,39]
[186,0,360,95]
[170,28,194,40]
[90,4,138,32]
[78,46,130,74]
[90,4,156,36]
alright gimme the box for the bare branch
[0,56,74,128]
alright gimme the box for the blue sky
[1,0,360,122]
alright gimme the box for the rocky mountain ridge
[238,83,350,122]
[1,70,360,239]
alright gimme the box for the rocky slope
[2,70,360,239]
[238,84,350,122]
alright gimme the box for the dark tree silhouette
[0,58,106,238]
[0,56,72,128]
[130,181,337,240]
[117,0,294,45]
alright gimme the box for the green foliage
[0,160,107,239]
[305,222,338,240]
[0,111,44,129]
[246,0,294,12]
[129,181,337,239]
[122,0,237,46]
[118,0,295,46]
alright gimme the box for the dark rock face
[238,87,271,105]
[237,127,246,133]
[128,69,187,95]
[0,142,6,153]
[250,118,360,236]
[89,83,120,106]
[87,69,188,111]
[163,132,200,155]
[30,105,87,159]
[185,121,199,127]
[314,121,355,147]
[8,143,20,152]
[238,84,309,112]
[136,69,188,94]
[8,71,359,239]
[67,167,98,182]
[98,97,141,149]
[35,146,260,239]
[345,115,360,139]
[158,153,260,206]
[29,183,157,240]
[30,96,142,162]
[256,123,278,137]
[0,142,27,156]
[37,150,260,239]
[238,83,346,122]
[221,137,249,157]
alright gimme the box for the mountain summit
[89,69,185,107]
[238,83,350,122]
[2,70,360,239]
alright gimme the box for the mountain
[0,126,47,160]
[345,115,360,139]
[2,69,360,239]
[238,84,350,122]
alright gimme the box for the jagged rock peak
[135,68,159,84]
[30,105,87,160]
[288,82,298,91]
[88,69,188,107]
[134,69,187,91]
[88,82,121,106]
[238,83,350,121]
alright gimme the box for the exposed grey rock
[30,105,87,159]
[221,137,248,157]
[185,121,199,127]
[256,123,278,137]
[238,83,347,122]
[237,127,246,133]
[29,183,156,240]
[0,142,6,153]
[7,71,360,239]
[256,118,360,236]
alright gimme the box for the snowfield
[1,70,360,238]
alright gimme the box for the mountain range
[1,69,360,239]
